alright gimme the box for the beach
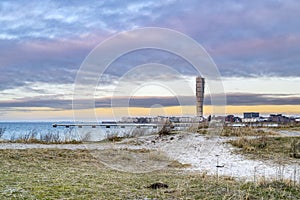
[1,130,299,183]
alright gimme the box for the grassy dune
[196,126,277,137]
[228,136,300,163]
[271,125,300,131]
[0,149,300,199]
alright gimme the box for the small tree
[158,119,174,136]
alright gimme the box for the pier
[52,123,159,129]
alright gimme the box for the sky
[0,0,299,121]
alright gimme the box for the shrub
[290,139,300,158]
[40,131,61,143]
[107,132,123,142]
[0,127,5,138]
[158,120,174,136]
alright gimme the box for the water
[0,122,157,141]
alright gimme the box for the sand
[1,131,299,183]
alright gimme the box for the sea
[0,122,157,142]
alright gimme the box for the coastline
[1,130,299,183]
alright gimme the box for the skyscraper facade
[196,76,205,116]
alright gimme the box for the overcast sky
[0,0,299,120]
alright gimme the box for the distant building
[225,115,242,123]
[119,116,202,124]
[225,115,234,122]
[242,112,260,123]
[244,112,259,119]
[269,114,291,123]
[196,76,205,117]
[258,116,269,122]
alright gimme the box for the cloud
[0,0,299,77]
[0,93,299,111]
[152,0,300,77]
[0,0,299,111]
[208,93,300,106]
[107,49,197,78]
[0,34,105,90]
[0,1,177,40]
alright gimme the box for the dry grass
[1,130,83,144]
[221,127,276,137]
[105,135,124,142]
[0,148,299,199]
[272,125,300,131]
[228,136,300,163]
[11,138,82,144]
[196,127,276,137]
[167,160,192,168]
[90,148,171,173]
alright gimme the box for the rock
[177,136,182,140]
[290,153,300,159]
[170,137,174,140]
[147,182,169,189]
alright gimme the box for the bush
[158,120,174,136]
[40,131,61,143]
[107,132,123,142]
[17,129,38,143]
[290,139,300,158]
[0,127,5,138]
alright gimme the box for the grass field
[271,125,300,131]
[196,126,277,137]
[0,148,300,199]
[228,136,300,163]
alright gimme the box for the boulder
[147,182,169,189]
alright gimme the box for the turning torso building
[196,76,205,117]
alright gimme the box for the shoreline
[1,130,299,183]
